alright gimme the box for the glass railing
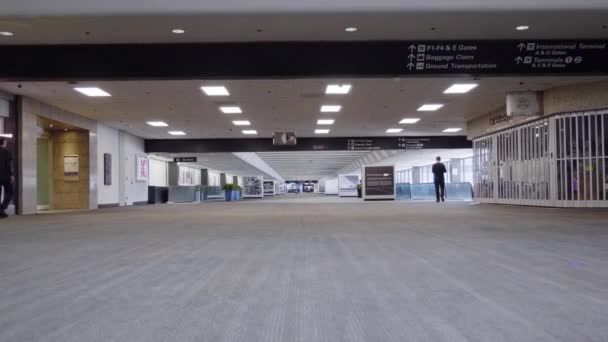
[201,186,224,200]
[396,183,412,200]
[396,182,473,201]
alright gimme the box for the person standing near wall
[0,137,14,218]
[432,156,447,203]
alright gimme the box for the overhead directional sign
[146,136,472,153]
[402,40,607,75]
[174,157,198,163]
[0,40,606,80]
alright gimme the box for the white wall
[149,158,168,187]
[178,165,201,185]
[324,178,339,195]
[96,123,120,205]
[382,149,473,171]
[118,131,148,206]
[208,171,221,186]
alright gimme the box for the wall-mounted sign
[174,157,198,163]
[136,156,149,182]
[103,153,112,185]
[363,165,395,201]
[506,92,542,117]
[0,98,9,118]
[273,132,297,146]
[63,155,79,181]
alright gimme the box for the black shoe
[0,210,7,219]
[436,200,440,203]
[441,197,445,202]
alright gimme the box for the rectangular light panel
[321,105,342,112]
[399,118,421,124]
[74,87,111,97]
[443,83,478,94]
[168,131,186,136]
[201,86,229,96]
[220,106,242,114]
[317,119,335,125]
[315,129,330,134]
[418,104,444,111]
[442,128,463,133]
[232,120,251,126]
[242,130,258,135]
[146,121,169,127]
[386,128,403,133]
[326,84,352,94]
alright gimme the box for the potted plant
[231,184,242,201]
[357,183,363,198]
[221,184,234,201]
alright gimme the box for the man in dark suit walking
[0,137,14,218]
[432,156,447,203]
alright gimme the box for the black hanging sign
[1,40,606,80]
[146,136,472,153]
[174,157,198,163]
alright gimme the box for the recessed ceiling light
[321,105,341,112]
[386,128,403,133]
[345,27,358,32]
[399,118,421,124]
[74,87,111,97]
[172,29,185,34]
[418,104,444,111]
[0,31,14,36]
[201,86,229,96]
[444,83,478,94]
[317,119,335,125]
[315,129,330,134]
[168,131,186,136]
[326,84,352,94]
[516,25,530,31]
[442,128,462,133]
[242,130,258,135]
[220,106,242,114]
[146,121,169,127]
[49,124,54,128]
[232,120,251,126]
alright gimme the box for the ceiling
[2,77,606,139]
[257,151,372,180]
[0,10,607,44]
[2,0,606,15]
[155,152,279,180]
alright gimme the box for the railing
[396,182,474,201]
[201,186,224,200]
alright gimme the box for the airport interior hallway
[1,200,607,342]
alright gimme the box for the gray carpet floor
[1,199,608,342]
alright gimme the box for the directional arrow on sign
[515,56,523,64]
[407,63,415,70]
[408,45,417,52]
[408,54,415,61]
[517,43,526,51]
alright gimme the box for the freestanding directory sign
[243,176,264,198]
[338,174,360,197]
[363,165,395,201]
[264,180,276,196]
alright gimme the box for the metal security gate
[473,109,608,207]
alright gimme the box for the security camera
[17,84,22,89]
